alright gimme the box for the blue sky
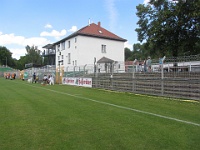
[0,0,150,59]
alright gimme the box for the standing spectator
[139,59,142,72]
[159,56,166,71]
[144,59,147,72]
[146,56,152,72]
[49,75,54,85]
[33,72,36,83]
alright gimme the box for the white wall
[56,35,125,68]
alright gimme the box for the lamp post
[5,57,7,67]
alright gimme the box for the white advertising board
[62,77,92,88]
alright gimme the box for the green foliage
[125,47,133,60]
[0,46,17,68]
[136,0,200,57]
[15,45,43,70]
[25,45,42,65]
[0,45,44,70]
[125,43,155,61]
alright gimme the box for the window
[61,55,64,59]
[68,41,70,48]
[58,56,60,61]
[61,42,65,50]
[101,45,106,53]
[68,53,71,64]
[58,60,63,66]
[75,60,77,66]
[75,38,77,43]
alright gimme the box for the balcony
[43,49,56,56]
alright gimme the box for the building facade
[42,44,56,66]
[53,22,127,73]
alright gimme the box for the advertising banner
[62,77,92,88]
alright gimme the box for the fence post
[93,60,98,88]
[73,66,76,77]
[84,64,87,75]
[111,62,114,89]
[66,66,69,77]
[161,56,166,95]
[132,60,136,92]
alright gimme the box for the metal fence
[56,54,200,100]
[92,54,200,100]
[22,65,56,80]
[1,55,199,100]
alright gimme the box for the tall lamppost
[5,57,7,67]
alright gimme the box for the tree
[135,0,200,57]
[125,48,133,61]
[16,56,27,70]
[16,45,43,70]
[25,45,43,65]
[0,46,12,67]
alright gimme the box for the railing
[11,54,200,100]
[43,49,56,56]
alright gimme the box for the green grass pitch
[0,77,199,150]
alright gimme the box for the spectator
[146,56,152,72]
[43,74,48,84]
[159,56,166,71]
[139,59,142,72]
[49,75,54,85]
[144,59,147,72]
[33,72,36,83]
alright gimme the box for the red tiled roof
[54,22,127,44]
[76,22,127,41]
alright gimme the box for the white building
[53,22,127,73]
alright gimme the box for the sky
[0,0,151,60]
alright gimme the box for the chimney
[98,22,101,27]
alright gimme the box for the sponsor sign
[62,77,92,88]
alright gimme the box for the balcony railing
[43,49,56,56]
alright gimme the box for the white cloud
[143,0,150,4]
[0,32,51,59]
[10,45,47,60]
[124,41,132,50]
[0,33,25,45]
[9,48,27,60]
[45,24,53,28]
[0,33,50,46]
[68,26,78,32]
[105,0,118,31]
[23,37,50,46]
[40,29,67,38]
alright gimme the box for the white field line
[17,82,200,127]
